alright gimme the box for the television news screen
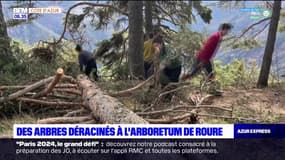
[0,1,285,160]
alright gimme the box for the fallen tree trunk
[33,68,64,98]
[77,74,148,124]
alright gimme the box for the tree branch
[224,17,271,42]
[38,115,93,124]
[17,98,84,107]
[48,2,128,45]
[253,22,270,39]
[110,75,153,97]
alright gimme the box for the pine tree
[257,1,281,88]
[128,1,144,78]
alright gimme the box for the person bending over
[75,44,98,81]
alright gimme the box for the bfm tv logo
[13,7,62,20]
[13,8,28,20]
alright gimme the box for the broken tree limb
[0,83,77,91]
[145,111,197,124]
[0,77,54,103]
[38,115,93,124]
[110,75,154,97]
[0,85,29,90]
[62,75,78,84]
[137,104,232,116]
[77,74,148,124]
[197,114,262,122]
[64,108,89,117]
[17,98,84,107]
[53,88,82,95]
[54,84,78,88]
[81,120,96,124]
[33,68,64,98]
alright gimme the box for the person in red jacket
[181,23,233,81]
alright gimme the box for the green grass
[0,114,38,136]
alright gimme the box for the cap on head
[75,44,82,52]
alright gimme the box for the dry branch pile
[1,68,257,125]
[0,68,148,124]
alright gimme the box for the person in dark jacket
[75,44,98,81]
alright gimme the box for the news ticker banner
[13,7,62,20]
[13,124,285,139]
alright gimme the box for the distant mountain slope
[2,1,285,75]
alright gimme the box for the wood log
[17,98,84,107]
[0,77,54,103]
[77,74,148,124]
[38,115,93,124]
[33,68,64,98]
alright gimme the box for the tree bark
[144,1,153,36]
[77,75,148,124]
[0,0,11,66]
[257,1,281,88]
[128,1,145,78]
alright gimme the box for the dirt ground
[200,87,285,123]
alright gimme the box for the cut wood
[38,115,93,124]
[110,75,153,97]
[77,74,148,124]
[17,98,84,107]
[0,76,54,103]
[33,68,64,98]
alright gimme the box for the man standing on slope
[181,23,233,82]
